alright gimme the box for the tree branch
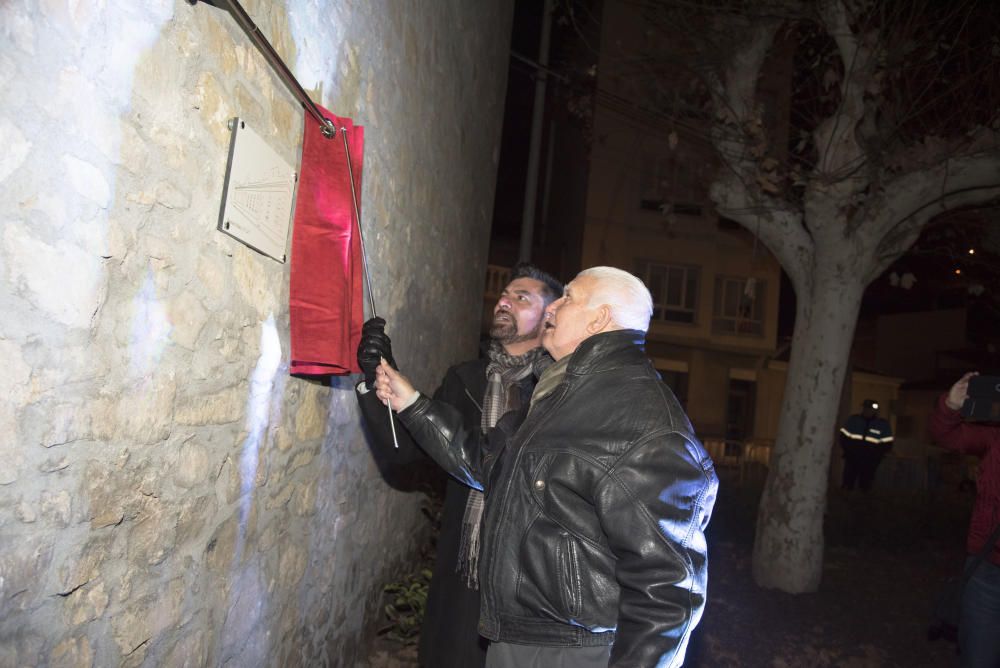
[812,0,875,187]
[710,173,813,285]
[702,14,816,282]
[864,150,1000,280]
[704,17,780,198]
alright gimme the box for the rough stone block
[205,515,238,575]
[175,494,215,549]
[0,535,54,610]
[0,116,31,185]
[168,290,209,350]
[40,490,72,527]
[3,223,105,330]
[63,154,111,208]
[62,580,109,627]
[173,439,211,489]
[48,635,93,668]
[127,497,176,567]
[174,385,242,426]
[162,627,207,668]
[291,478,318,517]
[57,533,112,595]
[293,385,326,441]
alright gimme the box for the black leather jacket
[399,330,718,667]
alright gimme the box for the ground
[367,465,974,667]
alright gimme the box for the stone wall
[0,1,513,665]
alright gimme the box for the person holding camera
[930,372,1000,667]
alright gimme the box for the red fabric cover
[289,106,364,376]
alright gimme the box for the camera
[961,375,1000,421]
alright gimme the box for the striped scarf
[457,342,550,589]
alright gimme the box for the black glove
[357,317,396,389]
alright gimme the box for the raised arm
[929,372,995,457]
[375,360,490,490]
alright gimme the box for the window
[726,379,756,441]
[713,276,765,336]
[637,261,699,324]
[639,152,708,214]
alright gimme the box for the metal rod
[194,0,335,137]
[340,128,377,317]
[340,126,398,448]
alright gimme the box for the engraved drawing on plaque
[218,118,297,263]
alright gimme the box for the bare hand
[945,371,978,411]
[374,358,418,412]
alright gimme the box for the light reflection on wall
[238,314,283,545]
[287,0,348,100]
[219,315,283,665]
[128,269,172,378]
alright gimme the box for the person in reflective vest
[839,399,894,491]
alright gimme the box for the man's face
[490,277,549,346]
[542,274,602,361]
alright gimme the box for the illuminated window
[637,261,699,324]
[713,276,765,336]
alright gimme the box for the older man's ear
[587,304,614,335]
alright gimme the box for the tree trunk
[751,262,865,593]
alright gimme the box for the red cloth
[289,106,364,376]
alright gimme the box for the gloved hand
[358,317,396,389]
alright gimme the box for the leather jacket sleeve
[597,429,717,668]
[355,383,426,466]
[397,394,487,491]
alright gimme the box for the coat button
[534,479,545,491]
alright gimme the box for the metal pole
[340,127,398,448]
[340,128,377,317]
[517,0,554,262]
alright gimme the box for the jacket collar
[564,329,647,376]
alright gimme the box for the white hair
[578,266,653,333]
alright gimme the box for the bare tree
[574,0,1000,591]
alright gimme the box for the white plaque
[218,118,297,263]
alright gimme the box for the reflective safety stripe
[842,428,893,444]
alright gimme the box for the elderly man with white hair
[375,266,718,668]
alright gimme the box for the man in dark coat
[356,263,562,668]
[374,266,717,668]
[839,399,894,491]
